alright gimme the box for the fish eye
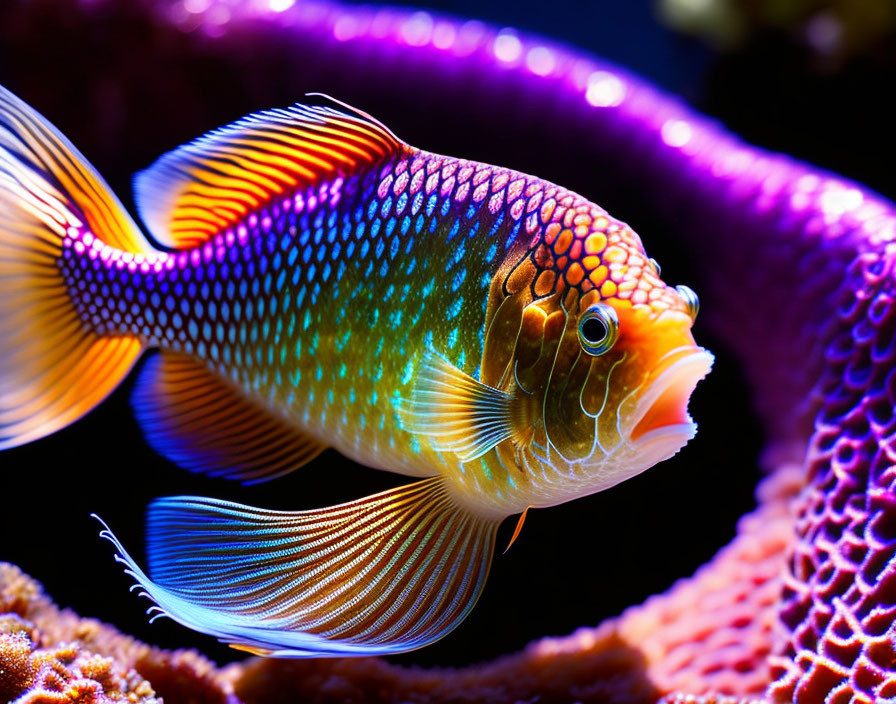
[675,284,700,322]
[577,303,619,356]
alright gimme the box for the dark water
[0,0,893,671]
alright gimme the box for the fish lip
[627,346,714,445]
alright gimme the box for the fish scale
[59,150,642,506]
[1,85,711,657]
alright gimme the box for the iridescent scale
[59,149,675,511]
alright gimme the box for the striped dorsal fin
[133,97,407,250]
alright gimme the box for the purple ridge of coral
[2,0,896,701]
[768,251,896,702]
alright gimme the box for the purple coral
[769,251,896,703]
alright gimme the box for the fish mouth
[628,346,714,450]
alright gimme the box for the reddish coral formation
[618,467,803,699]
[659,696,766,704]
[228,628,661,704]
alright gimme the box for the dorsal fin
[133,99,407,250]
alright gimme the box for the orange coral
[0,620,156,704]
[0,630,35,701]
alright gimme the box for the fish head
[484,207,713,501]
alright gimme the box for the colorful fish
[0,85,712,657]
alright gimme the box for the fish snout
[627,345,714,447]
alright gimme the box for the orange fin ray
[133,99,408,250]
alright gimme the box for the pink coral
[621,468,804,699]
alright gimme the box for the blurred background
[0,0,893,670]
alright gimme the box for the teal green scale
[256,154,523,472]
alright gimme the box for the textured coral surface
[0,563,235,703]
[767,254,896,703]
[2,0,896,702]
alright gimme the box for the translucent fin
[95,478,499,657]
[0,84,148,449]
[399,350,516,462]
[134,100,407,250]
[132,351,326,484]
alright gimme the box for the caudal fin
[0,85,152,449]
[97,478,500,657]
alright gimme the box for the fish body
[63,147,698,516]
[0,86,712,656]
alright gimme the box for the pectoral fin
[96,478,499,658]
[398,350,517,462]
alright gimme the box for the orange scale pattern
[535,205,681,312]
[381,151,683,313]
